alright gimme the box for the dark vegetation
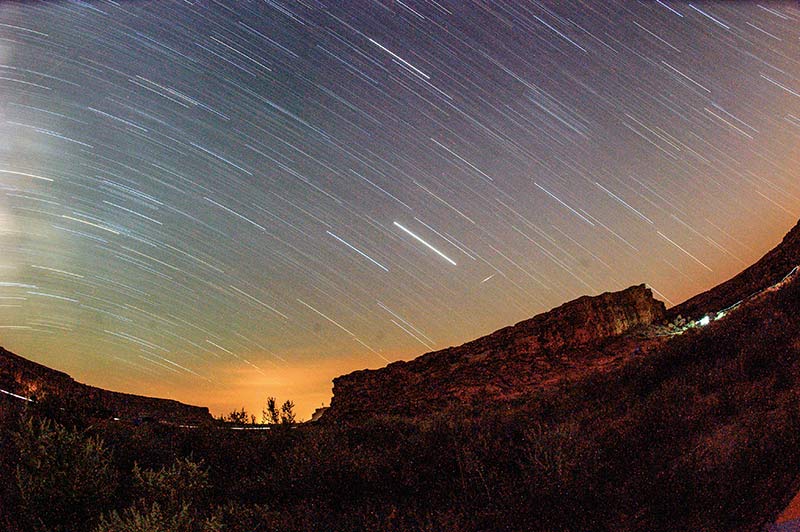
[218,396,296,425]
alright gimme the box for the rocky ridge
[329,283,667,419]
[669,219,800,320]
[328,220,800,422]
[0,346,212,423]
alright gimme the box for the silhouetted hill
[0,346,212,424]
[669,219,800,320]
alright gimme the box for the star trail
[0,1,799,417]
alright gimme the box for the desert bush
[96,456,220,532]
[95,502,222,532]
[13,415,117,532]
[212,502,277,532]
[220,407,251,424]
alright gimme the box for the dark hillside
[0,346,212,424]
[669,219,800,320]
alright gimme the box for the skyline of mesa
[0,1,799,418]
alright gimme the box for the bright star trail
[0,2,798,418]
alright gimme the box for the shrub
[13,415,117,532]
[262,396,296,425]
[96,456,220,532]
[95,502,222,532]
[220,407,251,424]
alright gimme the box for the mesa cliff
[328,219,800,423]
[329,283,667,419]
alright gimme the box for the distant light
[699,315,710,326]
[0,388,33,402]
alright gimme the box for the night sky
[1,1,798,418]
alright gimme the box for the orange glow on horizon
[0,219,796,422]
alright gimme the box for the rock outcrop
[329,220,800,423]
[0,346,213,424]
[669,219,800,320]
[329,284,666,419]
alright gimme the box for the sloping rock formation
[322,218,800,530]
[0,346,212,424]
[329,284,666,419]
[329,220,800,423]
[670,219,800,320]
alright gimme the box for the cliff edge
[329,284,666,419]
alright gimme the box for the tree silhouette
[222,407,249,424]
[261,397,295,424]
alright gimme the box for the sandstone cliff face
[0,347,212,423]
[329,284,666,419]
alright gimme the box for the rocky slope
[328,220,800,422]
[0,346,212,423]
[329,283,667,419]
[322,219,800,530]
[669,219,800,320]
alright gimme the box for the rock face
[670,219,800,320]
[329,284,666,419]
[328,220,800,423]
[0,346,213,424]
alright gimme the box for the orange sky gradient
[2,215,796,421]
